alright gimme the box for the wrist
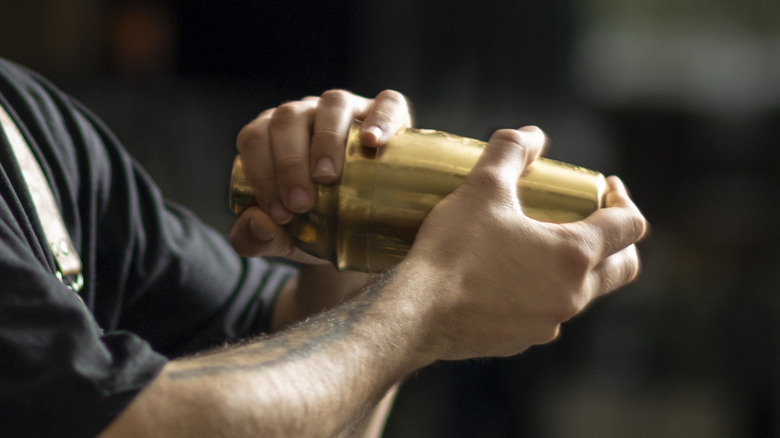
[359,262,449,371]
[272,264,376,332]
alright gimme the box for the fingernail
[287,187,311,212]
[363,125,383,144]
[249,218,274,242]
[313,157,337,180]
[270,201,293,224]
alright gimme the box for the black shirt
[0,58,296,437]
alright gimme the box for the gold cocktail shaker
[230,122,605,272]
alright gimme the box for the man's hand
[228,90,413,330]
[394,126,648,364]
[230,89,411,263]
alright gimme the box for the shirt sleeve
[74,88,299,357]
[0,58,298,437]
[0,146,171,437]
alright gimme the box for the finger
[236,109,280,219]
[360,90,412,146]
[576,176,648,260]
[587,243,641,298]
[268,100,318,216]
[230,206,327,264]
[466,127,546,205]
[310,90,372,184]
[230,206,284,257]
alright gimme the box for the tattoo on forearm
[167,271,394,380]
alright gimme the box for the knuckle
[372,90,407,123]
[623,245,642,283]
[560,238,594,277]
[521,125,544,136]
[274,154,307,175]
[320,89,353,105]
[312,126,343,147]
[271,101,308,125]
[630,256,642,283]
[534,324,561,345]
[490,129,530,160]
[237,109,275,152]
[491,128,525,145]
[489,127,547,163]
[555,293,587,322]
[631,214,649,241]
[272,103,298,120]
[376,89,406,106]
[236,123,264,153]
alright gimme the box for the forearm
[99,271,424,438]
[271,263,376,332]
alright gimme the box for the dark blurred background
[2,0,779,436]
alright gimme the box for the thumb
[230,206,327,265]
[466,126,545,204]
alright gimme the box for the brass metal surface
[230,122,605,272]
